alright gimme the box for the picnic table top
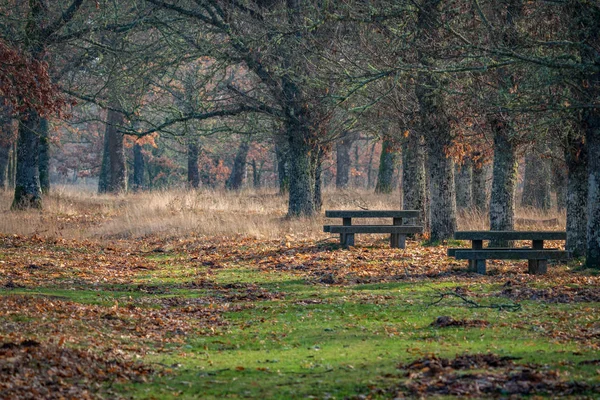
[325,210,419,218]
[454,231,566,241]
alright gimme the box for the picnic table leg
[341,217,352,247]
[345,234,355,247]
[528,259,547,274]
[468,240,486,273]
[532,240,544,250]
[390,217,406,249]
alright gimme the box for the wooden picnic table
[448,230,569,275]
[324,210,423,248]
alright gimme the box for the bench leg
[390,234,406,249]
[468,259,486,274]
[340,233,346,246]
[344,233,355,247]
[528,259,547,275]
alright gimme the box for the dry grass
[0,186,565,241]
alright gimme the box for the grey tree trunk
[106,109,127,193]
[366,141,377,189]
[489,118,518,241]
[521,146,551,210]
[586,112,600,267]
[580,9,600,268]
[12,111,42,209]
[187,137,200,189]
[472,160,488,211]
[416,0,456,241]
[275,141,288,194]
[287,127,317,217]
[375,137,398,194]
[0,142,9,189]
[98,123,110,193]
[0,108,13,189]
[565,136,588,258]
[455,159,473,209]
[336,132,353,189]
[132,142,144,191]
[552,160,568,212]
[8,140,16,189]
[226,137,251,190]
[314,147,324,213]
[402,131,429,230]
[38,117,49,194]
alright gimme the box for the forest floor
[0,188,599,399]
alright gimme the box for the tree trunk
[226,136,251,190]
[565,136,587,258]
[366,141,377,189]
[455,159,473,209]
[586,111,600,267]
[489,118,518,243]
[0,142,9,189]
[12,111,41,209]
[314,147,324,213]
[402,131,428,230]
[105,109,127,193]
[375,137,398,194]
[187,137,200,189]
[416,0,456,241]
[98,122,110,193]
[8,140,16,189]
[132,142,144,191]
[552,160,567,212]
[287,127,317,217]
[472,160,488,211]
[0,109,13,190]
[521,146,551,210]
[336,132,353,189]
[38,117,49,194]
[275,141,288,194]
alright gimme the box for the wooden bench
[448,231,569,275]
[324,210,423,248]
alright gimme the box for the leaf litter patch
[499,281,600,303]
[382,353,599,398]
[0,339,154,400]
[430,316,490,328]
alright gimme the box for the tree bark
[472,158,488,211]
[226,136,251,190]
[106,109,127,193]
[375,137,398,194]
[187,137,200,189]
[275,140,288,194]
[455,159,473,209]
[402,131,429,230]
[336,132,353,189]
[521,145,551,210]
[565,135,587,258]
[0,108,13,190]
[287,126,317,217]
[38,117,49,194]
[132,142,144,191]
[314,147,324,213]
[12,111,41,209]
[416,0,456,241]
[98,121,110,193]
[552,160,567,212]
[489,118,518,242]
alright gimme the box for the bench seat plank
[325,210,419,219]
[453,249,569,260]
[326,225,423,234]
[454,231,566,241]
[447,247,558,257]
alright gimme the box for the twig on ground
[428,292,522,312]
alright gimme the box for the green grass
[109,267,599,399]
[2,253,599,399]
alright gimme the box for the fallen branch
[428,292,522,312]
